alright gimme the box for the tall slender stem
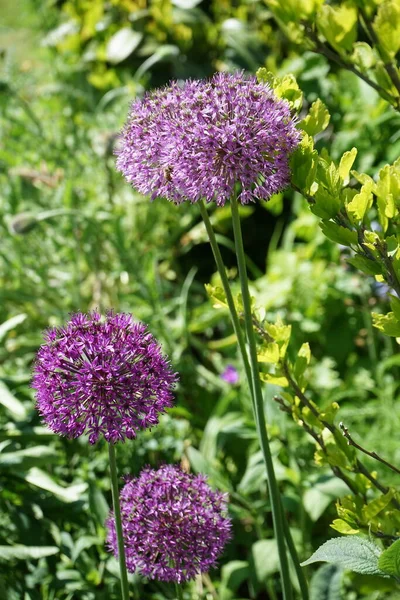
[175,583,184,600]
[200,200,305,599]
[108,443,130,600]
[229,195,293,600]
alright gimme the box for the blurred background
[1,0,400,598]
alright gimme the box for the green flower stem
[199,200,307,599]
[174,583,184,600]
[108,443,130,600]
[229,194,293,600]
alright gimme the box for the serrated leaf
[301,536,386,576]
[290,134,318,192]
[106,28,143,64]
[378,539,400,577]
[338,148,357,183]
[319,221,358,246]
[0,545,59,561]
[300,99,330,136]
[312,187,341,219]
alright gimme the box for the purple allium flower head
[221,364,239,385]
[106,464,231,583]
[116,72,300,206]
[32,311,177,444]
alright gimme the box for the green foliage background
[0,0,399,598]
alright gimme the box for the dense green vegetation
[1,0,400,598]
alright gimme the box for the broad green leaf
[300,99,330,137]
[304,476,350,522]
[0,313,26,341]
[378,539,400,577]
[71,536,102,563]
[22,467,87,502]
[89,483,109,526]
[391,295,400,320]
[338,148,357,183]
[106,28,143,64]
[0,382,27,421]
[220,560,249,600]
[301,536,386,576]
[310,564,344,600]
[373,0,400,58]
[186,446,232,492]
[319,221,358,246]
[346,182,373,222]
[250,539,280,583]
[0,545,59,561]
[312,187,341,219]
[257,342,280,364]
[317,4,358,52]
[347,255,383,276]
[0,446,59,470]
[372,311,400,336]
[362,489,395,521]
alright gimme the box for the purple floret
[106,464,232,583]
[116,71,300,206]
[32,311,177,444]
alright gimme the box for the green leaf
[88,483,109,526]
[338,148,357,183]
[330,519,360,535]
[219,560,249,600]
[362,489,394,521]
[71,536,102,563]
[0,382,27,421]
[372,311,400,336]
[351,42,377,71]
[304,476,350,522]
[21,467,87,502]
[250,539,280,583]
[0,545,59,561]
[300,99,330,137]
[310,564,343,600]
[317,3,358,53]
[373,0,400,58]
[378,539,400,577]
[0,313,27,341]
[294,342,311,380]
[346,182,374,222]
[257,69,303,112]
[290,134,318,193]
[257,342,280,364]
[312,187,341,220]
[347,255,383,276]
[319,221,358,246]
[0,446,59,470]
[301,536,386,576]
[106,28,143,64]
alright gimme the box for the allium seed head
[116,71,300,206]
[106,464,232,583]
[32,311,177,444]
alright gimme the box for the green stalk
[199,201,307,599]
[174,583,184,600]
[108,443,130,600]
[229,195,293,600]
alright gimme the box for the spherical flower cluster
[32,311,177,444]
[116,71,300,206]
[106,465,231,582]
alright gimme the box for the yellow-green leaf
[300,99,330,137]
[257,343,280,364]
[372,311,400,336]
[330,519,360,535]
[346,182,374,222]
[373,0,400,58]
[338,148,357,183]
[317,3,358,53]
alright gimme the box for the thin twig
[340,422,400,476]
